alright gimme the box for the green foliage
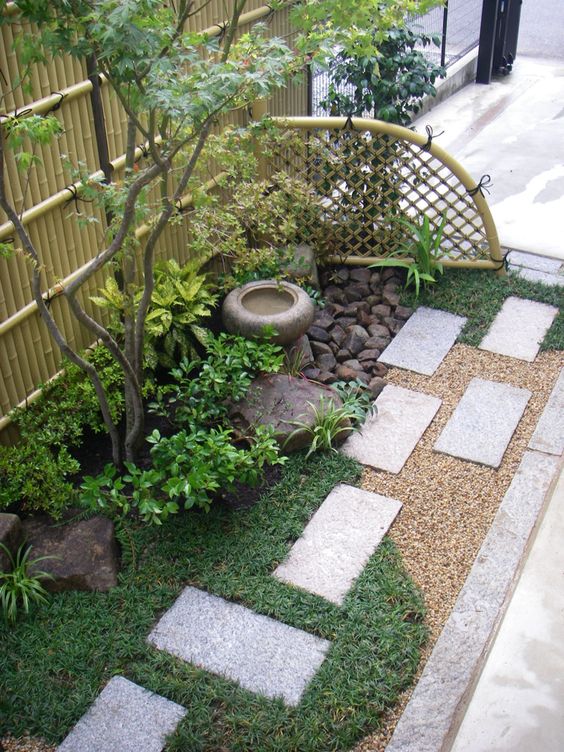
[2,452,427,749]
[80,333,286,524]
[4,114,63,170]
[11,344,142,450]
[154,332,284,430]
[289,380,374,457]
[0,443,78,518]
[144,259,218,369]
[332,378,376,423]
[3,344,155,519]
[93,259,218,371]
[371,212,447,297]
[149,423,283,510]
[80,424,283,520]
[79,462,180,526]
[320,25,445,124]
[0,543,53,625]
[288,395,358,457]
[186,126,325,285]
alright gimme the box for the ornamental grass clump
[0,543,54,625]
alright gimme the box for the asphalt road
[517,0,564,60]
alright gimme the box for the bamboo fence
[0,1,307,443]
[0,5,501,445]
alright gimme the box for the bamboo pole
[200,3,287,38]
[0,168,225,336]
[0,78,106,125]
[0,137,160,241]
[327,256,499,269]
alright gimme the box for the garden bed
[1,267,561,752]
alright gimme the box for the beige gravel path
[354,343,563,752]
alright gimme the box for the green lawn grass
[1,452,427,751]
[402,267,563,350]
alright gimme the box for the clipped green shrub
[0,443,78,518]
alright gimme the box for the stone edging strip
[385,449,561,752]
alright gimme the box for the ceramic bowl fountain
[222,279,315,344]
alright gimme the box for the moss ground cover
[0,452,427,751]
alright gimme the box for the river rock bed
[297,265,413,395]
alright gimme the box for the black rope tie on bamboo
[0,106,33,121]
[468,174,493,197]
[491,250,509,272]
[64,182,95,213]
[420,125,444,152]
[214,21,228,41]
[64,185,82,214]
[137,142,150,159]
[48,91,65,112]
[342,115,356,131]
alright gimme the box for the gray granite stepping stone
[148,586,330,706]
[378,306,467,375]
[434,378,531,467]
[529,368,564,455]
[57,676,186,752]
[273,484,402,604]
[510,266,564,287]
[507,250,563,274]
[386,450,561,752]
[479,296,558,361]
[341,384,442,473]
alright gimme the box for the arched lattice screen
[269,117,502,269]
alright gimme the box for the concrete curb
[417,50,478,119]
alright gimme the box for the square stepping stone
[273,484,402,604]
[378,307,467,375]
[479,296,558,361]
[529,368,564,455]
[434,378,531,468]
[57,676,186,752]
[507,250,563,274]
[341,384,442,473]
[510,266,564,287]
[147,586,330,706]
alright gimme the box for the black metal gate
[476,0,523,83]
[412,0,482,69]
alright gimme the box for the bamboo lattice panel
[268,122,498,264]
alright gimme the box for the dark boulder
[22,515,120,592]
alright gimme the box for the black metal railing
[415,0,482,68]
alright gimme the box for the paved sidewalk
[451,463,564,752]
[415,57,564,260]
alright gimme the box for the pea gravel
[354,343,563,752]
[1,737,55,752]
